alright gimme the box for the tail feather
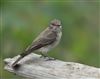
[12,50,31,67]
[12,56,22,67]
[12,44,43,67]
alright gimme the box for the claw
[40,54,56,60]
[45,57,56,61]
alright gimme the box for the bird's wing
[20,31,57,57]
[27,31,57,52]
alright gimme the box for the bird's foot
[40,53,56,60]
[40,55,47,58]
[45,57,56,61]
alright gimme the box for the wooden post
[4,53,100,79]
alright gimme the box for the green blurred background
[0,0,100,79]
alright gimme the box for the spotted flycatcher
[12,19,62,67]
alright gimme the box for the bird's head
[49,19,62,31]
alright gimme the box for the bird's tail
[12,50,31,67]
[12,56,22,67]
[12,44,43,67]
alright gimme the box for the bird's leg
[40,53,56,60]
[40,53,48,58]
[46,57,56,61]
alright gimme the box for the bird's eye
[51,23,56,26]
[57,25,60,27]
[51,23,60,27]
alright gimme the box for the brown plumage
[12,19,62,68]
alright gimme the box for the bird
[12,19,62,68]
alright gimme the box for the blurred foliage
[0,0,100,79]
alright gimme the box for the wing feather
[20,31,57,57]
